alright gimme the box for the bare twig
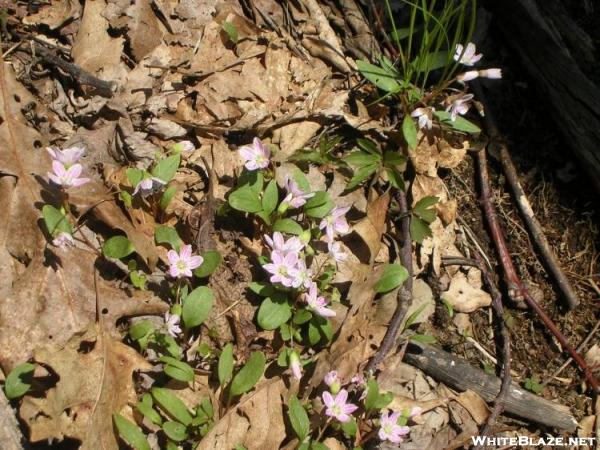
[473,82,580,310]
[366,189,413,372]
[475,142,600,393]
[442,256,511,443]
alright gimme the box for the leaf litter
[0,1,596,449]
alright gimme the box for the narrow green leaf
[218,343,234,387]
[261,180,279,216]
[412,50,450,72]
[383,151,406,167]
[182,286,214,329]
[160,356,195,382]
[155,225,182,251]
[228,186,262,213]
[344,151,380,167]
[273,218,304,235]
[113,413,150,450]
[346,164,378,190]
[410,334,437,344]
[151,387,193,426]
[136,394,163,425]
[4,362,34,399]
[402,115,417,150]
[356,138,381,155]
[193,250,221,278]
[129,320,154,341]
[433,110,481,134]
[229,351,266,398]
[126,168,145,188]
[151,155,180,183]
[257,294,292,330]
[221,21,238,44]
[287,396,310,441]
[160,185,177,210]
[374,263,409,293]
[103,236,135,259]
[364,379,380,410]
[162,421,188,442]
[356,60,401,93]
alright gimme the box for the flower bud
[299,229,311,244]
[171,304,182,316]
[289,351,302,380]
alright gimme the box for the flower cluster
[47,146,90,188]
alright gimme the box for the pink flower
[289,351,302,380]
[47,146,85,167]
[351,374,365,386]
[305,282,335,318]
[164,312,182,337]
[446,94,474,121]
[456,70,479,83]
[264,232,304,256]
[328,240,347,262]
[262,251,299,287]
[167,244,204,278]
[453,42,482,66]
[324,371,341,394]
[175,140,195,152]
[132,176,166,196]
[52,232,74,248]
[409,406,423,417]
[291,258,313,289]
[239,137,270,171]
[479,68,502,79]
[282,177,314,209]
[410,107,434,130]
[378,411,410,444]
[319,205,351,241]
[322,389,358,423]
[48,161,90,188]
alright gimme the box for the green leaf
[341,417,357,437]
[160,356,195,382]
[248,282,276,297]
[304,191,334,218]
[383,151,406,167]
[126,168,145,188]
[130,271,147,290]
[162,421,188,442]
[136,394,163,425]
[103,236,135,259]
[291,167,311,192]
[129,320,155,341]
[410,215,432,244]
[273,218,304,235]
[193,250,221,278]
[402,115,418,150]
[160,185,177,210]
[218,343,234,387]
[221,21,238,44]
[385,167,405,190]
[345,151,380,167]
[413,196,438,223]
[373,263,409,293]
[237,169,263,193]
[410,334,437,344]
[151,155,181,182]
[356,138,381,155]
[261,180,279,216]
[4,362,34,399]
[390,27,414,41]
[156,334,182,358]
[307,316,332,346]
[433,110,481,134]
[257,293,292,330]
[151,387,193,426]
[113,413,150,450]
[228,186,262,213]
[182,286,214,329]
[42,205,72,236]
[412,50,450,72]
[287,396,310,441]
[356,60,401,93]
[229,351,266,398]
[292,309,312,325]
[403,303,428,331]
[364,379,393,410]
[346,163,378,190]
[155,225,182,251]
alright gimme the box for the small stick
[475,143,600,392]
[442,256,511,442]
[473,82,580,310]
[366,189,413,372]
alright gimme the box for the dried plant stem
[473,82,580,310]
[442,256,511,444]
[475,149,600,393]
[366,189,413,372]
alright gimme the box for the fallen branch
[442,257,511,443]
[474,135,600,393]
[473,82,580,310]
[404,340,578,431]
[366,189,413,372]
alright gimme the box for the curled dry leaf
[19,326,151,448]
[23,0,81,30]
[455,390,490,425]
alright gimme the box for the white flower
[52,232,74,248]
[164,312,182,338]
[47,146,85,167]
[319,206,351,241]
[282,177,314,209]
[456,70,479,83]
[453,42,482,66]
[446,94,474,121]
[264,232,304,255]
[132,176,166,196]
[304,282,335,318]
[479,68,502,79]
[167,245,204,278]
[410,107,434,130]
[238,137,270,171]
[48,161,90,188]
[328,240,347,262]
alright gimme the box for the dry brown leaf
[441,270,492,313]
[23,0,81,29]
[125,0,165,61]
[19,326,151,448]
[455,390,489,425]
[351,192,390,264]
[196,378,286,450]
